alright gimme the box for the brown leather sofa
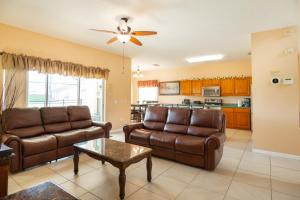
[123,107,225,170]
[2,106,112,173]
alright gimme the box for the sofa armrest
[2,133,22,173]
[123,123,144,142]
[92,122,112,138]
[204,132,225,170]
[205,132,225,149]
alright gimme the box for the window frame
[26,71,105,121]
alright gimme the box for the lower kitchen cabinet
[222,108,251,130]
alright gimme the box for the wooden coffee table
[73,138,152,200]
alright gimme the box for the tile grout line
[221,135,249,200]
[270,156,273,200]
[126,161,176,199]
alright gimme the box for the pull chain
[122,43,125,74]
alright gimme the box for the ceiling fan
[89,17,157,46]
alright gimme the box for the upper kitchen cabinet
[191,80,202,95]
[202,79,220,87]
[220,78,235,96]
[180,80,192,96]
[234,77,251,96]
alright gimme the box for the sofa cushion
[6,126,45,139]
[54,130,86,148]
[71,120,92,129]
[40,107,72,133]
[143,121,165,131]
[164,124,188,134]
[68,106,91,121]
[150,132,179,150]
[40,107,69,124]
[187,126,219,137]
[2,108,44,138]
[166,108,190,125]
[144,106,168,122]
[68,106,92,129]
[22,135,57,156]
[129,129,152,145]
[44,122,72,134]
[190,109,222,129]
[175,135,205,155]
[81,126,105,140]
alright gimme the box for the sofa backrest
[2,108,45,138]
[40,107,72,133]
[67,106,92,129]
[163,108,190,134]
[143,106,168,131]
[187,109,224,137]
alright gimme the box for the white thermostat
[283,78,293,85]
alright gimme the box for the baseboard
[110,128,122,133]
[252,148,300,160]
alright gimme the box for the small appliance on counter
[204,98,222,110]
[193,101,202,105]
[242,98,251,107]
[182,99,191,105]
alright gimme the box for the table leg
[147,155,152,182]
[73,149,79,175]
[102,160,105,165]
[119,168,126,200]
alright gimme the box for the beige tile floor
[7,129,300,200]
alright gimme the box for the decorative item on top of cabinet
[191,80,202,95]
[234,77,251,96]
[180,80,192,96]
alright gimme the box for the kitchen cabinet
[234,108,251,130]
[220,79,235,96]
[180,80,192,96]
[222,107,251,130]
[234,77,251,96]
[202,79,220,87]
[191,80,202,95]
[222,108,235,128]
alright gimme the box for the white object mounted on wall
[282,78,293,85]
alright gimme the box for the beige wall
[132,58,251,104]
[251,26,300,156]
[0,23,131,130]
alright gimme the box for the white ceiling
[0,0,298,71]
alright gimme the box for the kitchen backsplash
[157,95,251,104]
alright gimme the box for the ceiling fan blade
[89,29,117,34]
[130,36,143,46]
[131,31,157,36]
[107,37,118,44]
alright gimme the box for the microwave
[202,86,220,97]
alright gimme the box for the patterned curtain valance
[1,52,110,80]
[138,80,159,87]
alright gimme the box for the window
[138,87,158,103]
[27,71,104,121]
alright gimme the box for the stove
[204,98,222,110]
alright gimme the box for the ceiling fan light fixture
[186,54,224,63]
[117,34,130,43]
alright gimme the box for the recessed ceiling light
[186,54,224,63]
